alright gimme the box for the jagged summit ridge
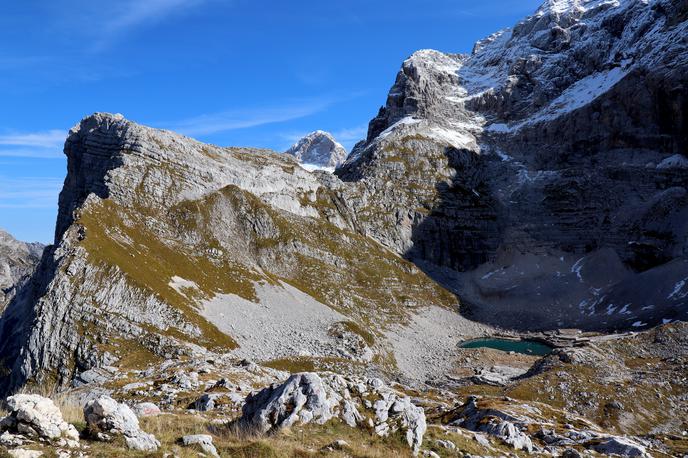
[537,0,620,15]
[0,229,44,310]
[284,130,348,169]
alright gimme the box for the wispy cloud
[166,97,336,137]
[332,125,367,144]
[0,129,66,158]
[0,176,63,209]
[90,0,209,50]
[0,130,66,148]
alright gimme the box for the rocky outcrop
[239,372,427,453]
[447,396,533,452]
[0,395,79,447]
[84,396,159,451]
[593,436,648,457]
[284,131,348,169]
[0,230,43,310]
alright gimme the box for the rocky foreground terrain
[0,0,686,456]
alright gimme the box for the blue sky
[0,0,542,243]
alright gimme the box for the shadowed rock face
[284,131,348,169]
[338,0,688,331]
[0,229,44,310]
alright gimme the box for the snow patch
[376,116,422,142]
[618,303,632,315]
[571,257,585,281]
[668,279,688,300]
[298,163,335,173]
[657,154,688,170]
[487,67,628,133]
[427,126,475,149]
[169,276,199,295]
[537,0,620,16]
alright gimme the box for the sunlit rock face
[285,130,348,170]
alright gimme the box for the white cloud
[0,130,66,148]
[332,125,367,143]
[0,130,67,158]
[90,0,209,50]
[0,176,63,209]
[166,98,335,137]
[108,0,204,31]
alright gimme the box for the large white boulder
[83,395,159,451]
[180,434,219,457]
[238,372,426,453]
[1,394,79,447]
[240,372,342,433]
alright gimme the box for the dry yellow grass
[53,395,84,425]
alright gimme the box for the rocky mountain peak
[0,229,44,310]
[284,130,348,169]
[536,0,619,15]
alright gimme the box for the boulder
[0,431,25,447]
[240,372,342,433]
[192,392,243,411]
[593,436,648,457]
[1,395,79,447]
[8,450,43,458]
[436,439,456,450]
[448,396,533,452]
[83,395,159,451]
[180,434,219,457]
[132,402,160,418]
[238,372,427,453]
[324,439,350,451]
[371,394,426,452]
[481,419,533,452]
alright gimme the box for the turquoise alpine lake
[459,338,554,356]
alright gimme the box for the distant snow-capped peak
[285,131,348,169]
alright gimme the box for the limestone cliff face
[0,230,43,310]
[338,0,688,330]
[0,114,454,393]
